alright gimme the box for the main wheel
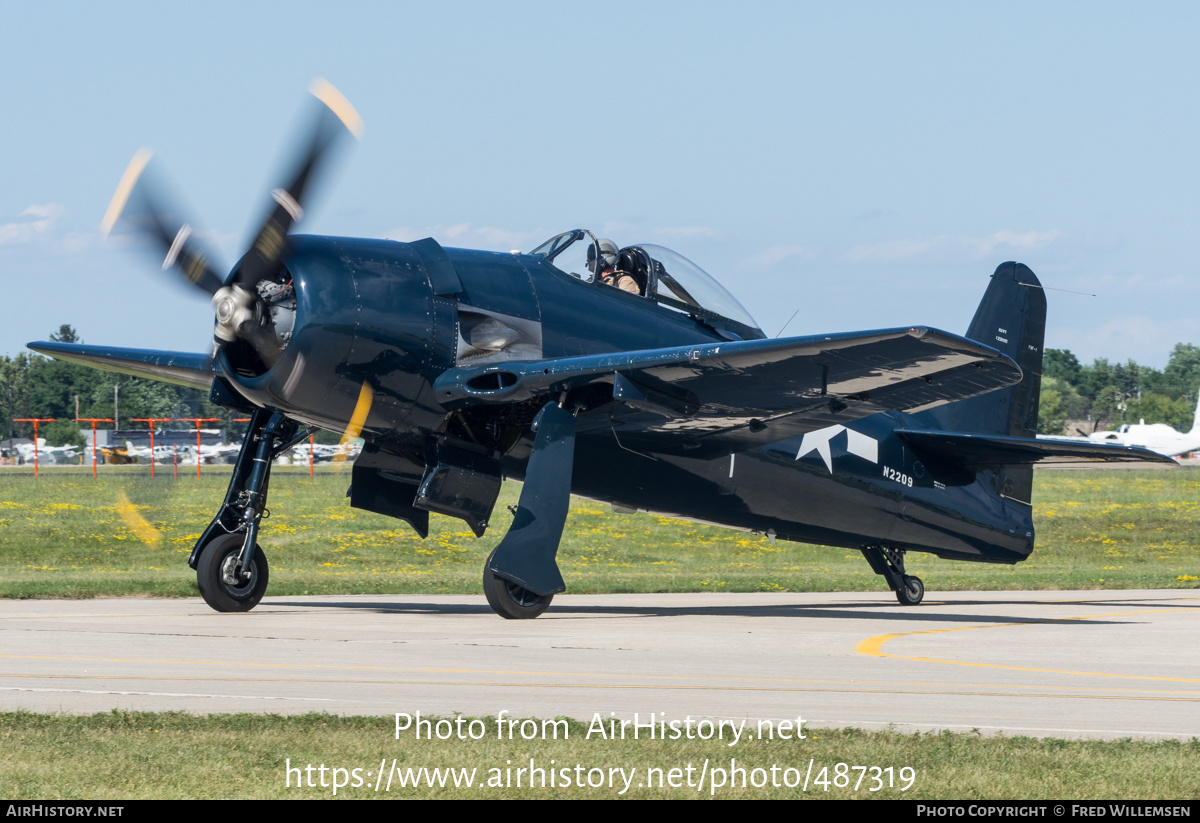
[483,550,552,619]
[896,575,924,606]
[196,533,269,612]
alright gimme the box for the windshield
[529,230,583,261]
[530,229,597,282]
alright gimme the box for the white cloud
[62,232,95,254]
[653,225,719,239]
[740,244,819,268]
[0,203,67,246]
[1049,314,1200,368]
[1063,271,1200,296]
[22,204,66,220]
[844,229,1061,263]
[599,221,636,239]
[383,223,542,252]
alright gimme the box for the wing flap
[27,341,215,390]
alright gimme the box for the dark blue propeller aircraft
[30,82,1172,619]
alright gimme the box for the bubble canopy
[530,230,761,335]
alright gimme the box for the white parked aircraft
[196,442,241,463]
[290,441,361,462]
[15,439,79,464]
[1086,393,1200,458]
[123,440,182,464]
[1042,392,1200,459]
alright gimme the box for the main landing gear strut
[483,398,578,619]
[861,546,924,606]
[188,409,315,612]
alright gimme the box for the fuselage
[225,235,1034,565]
[560,413,1034,564]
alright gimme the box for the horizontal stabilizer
[896,429,1178,468]
[27,341,214,390]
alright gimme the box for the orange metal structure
[130,418,173,478]
[75,418,115,478]
[12,418,58,478]
[176,418,220,478]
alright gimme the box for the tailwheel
[483,549,552,619]
[896,575,924,606]
[197,533,269,612]
[861,545,927,607]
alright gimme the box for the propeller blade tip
[101,147,153,237]
[309,78,364,139]
[340,381,374,444]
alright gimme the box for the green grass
[0,466,1196,599]
[2,473,1197,801]
[2,712,1197,799]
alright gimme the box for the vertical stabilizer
[1190,391,1200,436]
[920,262,1046,504]
[923,262,1046,437]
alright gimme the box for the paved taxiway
[1,590,1196,740]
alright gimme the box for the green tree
[1091,384,1125,428]
[1043,349,1082,387]
[1038,377,1068,435]
[1038,377,1088,434]
[0,353,33,442]
[42,420,85,448]
[1161,343,1200,400]
[48,324,80,344]
[1123,393,1194,431]
[25,357,101,424]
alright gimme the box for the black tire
[196,533,269,613]
[483,550,552,619]
[896,575,924,606]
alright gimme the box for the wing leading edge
[437,326,1024,457]
[27,341,215,391]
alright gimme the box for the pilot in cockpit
[587,238,642,295]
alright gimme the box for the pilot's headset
[587,238,620,272]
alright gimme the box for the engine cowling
[219,236,453,440]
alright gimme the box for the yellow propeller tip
[101,147,153,237]
[332,382,373,469]
[309,78,364,139]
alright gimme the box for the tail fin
[922,262,1046,437]
[1190,391,1200,436]
[918,262,1046,505]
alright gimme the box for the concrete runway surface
[1,590,1196,740]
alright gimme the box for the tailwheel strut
[861,546,924,606]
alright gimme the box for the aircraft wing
[897,430,1178,467]
[27,341,215,390]
[436,326,1023,457]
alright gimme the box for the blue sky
[3,2,1198,367]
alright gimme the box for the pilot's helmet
[587,238,620,270]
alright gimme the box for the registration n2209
[882,467,914,487]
